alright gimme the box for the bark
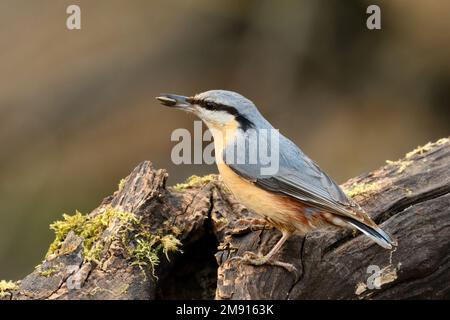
[3,138,449,300]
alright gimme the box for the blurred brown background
[0,0,449,279]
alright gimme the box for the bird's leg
[230,231,297,273]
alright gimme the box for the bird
[156,90,397,272]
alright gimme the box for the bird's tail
[341,216,397,249]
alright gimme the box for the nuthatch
[157,90,397,272]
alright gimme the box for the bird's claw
[269,260,298,274]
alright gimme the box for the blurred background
[0,0,449,279]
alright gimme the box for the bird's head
[156,90,258,132]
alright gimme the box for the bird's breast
[217,163,323,233]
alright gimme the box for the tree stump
[2,138,449,300]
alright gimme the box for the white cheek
[198,109,234,125]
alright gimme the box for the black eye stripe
[197,99,238,115]
[191,98,255,131]
[195,99,221,110]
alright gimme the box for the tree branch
[3,138,449,300]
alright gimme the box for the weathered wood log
[2,138,449,300]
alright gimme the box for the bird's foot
[229,251,297,273]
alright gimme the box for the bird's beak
[156,94,193,111]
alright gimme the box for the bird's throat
[204,119,240,164]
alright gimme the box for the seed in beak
[156,96,177,106]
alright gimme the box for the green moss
[344,182,381,198]
[118,178,126,191]
[0,280,18,298]
[39,269,56,277]
[160,234,183,261]
[130,237,160,277]
[36,263,63,277]
[46,205,183,280]
[47,206,139,264]
[84,242,105,264]
[405,137,448,158]
[128,231,183,277]
[47,211,87,256]
[385,159,413,174]
[385,138,448,173]
[173,174,216,191]
[116,210,140,225]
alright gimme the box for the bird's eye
[204,101,216,110]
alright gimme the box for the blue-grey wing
[224,134,357,217]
